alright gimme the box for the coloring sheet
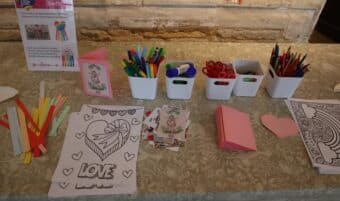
[286,99,340,172]
[48,105,144,197]
[15,0,79,71]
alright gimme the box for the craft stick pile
[0,81,70,164]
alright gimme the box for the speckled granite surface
[0,42,340,201]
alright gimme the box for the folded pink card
[79,48,113,98]
[216,105,256,151]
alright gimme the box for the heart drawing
[261,114,299,139]
[72,151,83,161]
[83,114,93,121]
[75,132,85,140]
[85,119,131,161]
[124,152,135,162]
[62,168,74,176]
[129,136,139,142]
[122,170,133,178]
[131,118,141,125]
[59,182,69,189]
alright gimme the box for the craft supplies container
[264,65,303,98]
[205,63,236,100]
[232,60,264,97]
[128,76,158,100]
[165,61,196,100]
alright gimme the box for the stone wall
[0,0,326,42]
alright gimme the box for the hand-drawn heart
[129,136,139,142]
[261,114,299,139]
[85,119,130,161]
[122,170,133,178]
[71,151,83,161]
[124,152,135,162]
[92,108,100,114]
[128,109,136,115]
[131,118,141,125]
[100,110,108,115]
[75,132,85,140]
[83,114,93,121]
[62,168,73,176]
[118,110,127,116]
[109,111,117,116]
[59,182,69,189]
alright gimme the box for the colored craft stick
[48,105,70,136]
[7,107,23,156]
[23,152,32,165]
[17,108,30,152]
[39,105,55,142]
[15,99,40,133]
[38,144,47,154]
[2,114,8,119]
[39,97,50,131]
[0,119,9,129]
[39,80,45,98]
[54,96,67,117]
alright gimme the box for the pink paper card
[79,48,113,98]
[216,105,256,151]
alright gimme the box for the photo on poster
[55,21,68,41]
[80,61,113,98]
[25,24,50,40]
[62,47,75,67]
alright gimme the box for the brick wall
[0,0,326,42]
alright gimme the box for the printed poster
[14,0,79,71]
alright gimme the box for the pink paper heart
[261,114,299,138]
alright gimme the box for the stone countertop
[0,42,340,200]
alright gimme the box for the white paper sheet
[48,105,144,197]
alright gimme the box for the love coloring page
[48,105,144,197]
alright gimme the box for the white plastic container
[165,61,196,100]
[232,60,264,97]
[205,62,237,100]
[265,65,303,98]
[128,76,158,100]
[206,77,236,100]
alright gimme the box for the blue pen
[142,46,147,58]
[141,57,147,73]
[137,45,141,60]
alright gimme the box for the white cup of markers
[122,46,165,100]
[265,44,310,98]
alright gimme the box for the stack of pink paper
[216,105,256,151]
